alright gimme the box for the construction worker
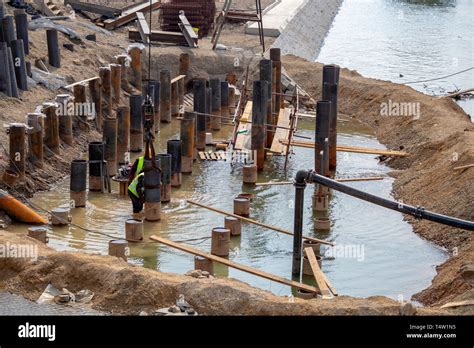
[128,156,145,219]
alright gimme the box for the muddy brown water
[6,117,447,300]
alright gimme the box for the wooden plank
[270,107,291,154]
[178,12,198,48]
[304,247,332,298]
[64,0,120,17]
[150,235,318,293]
[210,152,217,161]
[281,140,409,157]
[187,199,334,246]
[64,76,99,89]
[320,270,338,296]
[171,75,186,84]
[218,151,226,161]
[256,177,385,186]
[136,12,150,44]
[104,0,161,30]
[234,101,253,150]
[129,29,187,45]
[454,164,474,171]
[198,152,206,160]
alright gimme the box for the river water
[8,0,467,302]
[318,0,474,118]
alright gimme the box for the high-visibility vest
[136,156,145,176]
[128,172,144,198]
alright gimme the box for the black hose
[299,170,474,231]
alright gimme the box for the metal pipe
[315,101,331,174]
[27,113,44,168]
[159,69,171,123]
[303,170,474,232]
[70,159,87,208]
[116,106,130,165]
[129,94,143,152]
[142,80,160,133]
[42,102,60,154]
[99,66,112,118]
[158,153,171,203]
[323,82,339,175]
[210,78,221,131]
[260,59,273,147]
[292,177,306,275]
[270,48,282,113]
[144,158,161,221]
[0,42,12,96]
[103,118,117,177]
[88,141,104,191]
[193,79,207,150]
[167,139,182,187]
[46,29,60,68]
[180,111,195,173]
[251,80,268,171]
[14,10,28,55]
[55,94,73,145]
[6,46,18,98]
[110,63,121,106]
[128,46,142,90]
[73,83,87,130]
[7,123,26,177]
[88,78,102,129]
[11,39,27,91]
[2,16,15,47]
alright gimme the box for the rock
[185,308,196,315]
[83,58,93,66]
[139,311,148,316]
[63,43,74,52]
[399,302,417,316]
[197,275,206,279]
[80,44,86,49]
[185,270,202,278]
[72,60,81,66]
[85,34,96,42]
[168,306,180,313]
[201,271,210,278]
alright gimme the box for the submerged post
[70,159,87,208]
[167,139,182,187]
[158,153,171,203]
[251,80,268,171]
[27,113,44,168]
[129,94,143,152]
[322,64,340,175]
[7,123,26,177]
[46,29,60,68]
[159,69,171,123]
[210,78,221,131]
[88,141,104,191]
[193,79,207,150]
[55,94,73,146]
[180,111,195,173]
[116,106,130,165]
[42,102,60,154]
[144,158,161,221]
[103,118,118,177]
[260,59,273,147]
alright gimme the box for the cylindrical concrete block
[194,256,213,275]
[302,255,323,276]
[312,194,329,212]
[243,164,257,185]
[51,207,71,226]
[315,217,331,230]
[108,239,128,261]
[145,202,161,222]
[224,216,241,236]
[28,227,48,243]
[303,240,321,257]
[211,227,230,257]
[125,219,144,241]
[233,197,250,217]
